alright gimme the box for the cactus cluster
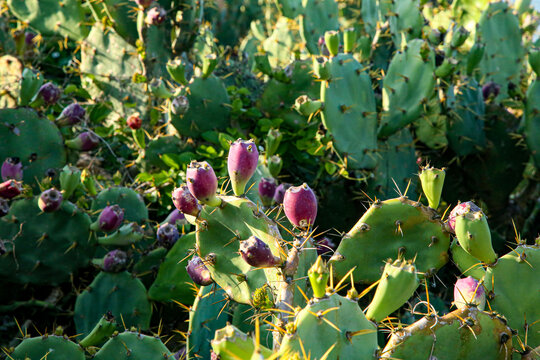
[0,0,539,359]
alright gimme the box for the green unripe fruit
[294,95,323,117]
[324,30,340,56]
[308,256,329,298]
[268,155,282,178]
[60,165,81,199]
[366,259,419,322]
[455,211,497,265]
[166,59,188,85]
[343,28,357,53]
[419,166,445,209]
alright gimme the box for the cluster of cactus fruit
[0,0,540,359]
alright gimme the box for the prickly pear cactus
[0,108,66,188]
[381,307,514,359]
[331,196,450,283]
[195,195,283,304]
[0,197,93,285]
[74,271,152,337]
[94,331,174,360]
[299,0,339,54]
[524,79,540,167]
[92,187,148,223]
[10,335,85,360]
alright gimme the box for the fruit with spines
[156,223,180,248]
[65,131,100,151]
[1,157,23,181]
[186,161,221,207]
[239,236,281,268]
[228,139,259,196]
[126,113,142,130]
[0,180,22,199]
[91,205,124,232]
[186,256,213,286]
[454,208,497,265]
[258,177,276,207]
[366,258,419,322]
[38,82,61,105]
[56,103,85,126]
[308,256,329,298]
[419,166,446,209]
[38,188,63,212]
[172,185,201,217]
[59,165,81,199]
[447,201,482,233]
[454,276,486,311]
[283,183,317,229]
[273,182,290,204]
[102,249,128,272]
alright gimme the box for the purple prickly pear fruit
[93,205,124,232]
[172,185,201,216]
[273,183,291,205]
[157,223,180,248]
[186,161,221,207]
[171,96,189,115]
[25,32,36,46]
[38,82,61,105]
[0,199,9,217]
[446,201,482,233]
[0,180,22,199]
[126,113,142,130]
[316,236,335,256]
[165,209,187,226]
[482,81,500,100]
[56,103,86,126]
[65,131,100,151]
[1,157,23,181]
[454,276,485,310]
[134,0,154,8]
[103,249,128,272]
[186,256,213,286]
[283,183,317,229]
[239,236,281,268]
[145,6,167,25]
[227,139,259,196]
[258,177,276,207]
[38,188,63,212]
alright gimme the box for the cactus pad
[11,335,85,360]
[94,331,174,359]
[92,187,148,223]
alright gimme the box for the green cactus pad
[80,25,147,118]
[379,39,436,138]
[92,187,148,223]
[368,128,417,199]
[478,2,524,100]
[170,75,230,138]
[7,0,89,40]
[212,324,273,360]
[446,79,486,156]
[524,79,540,167]
[381,307,514,359]
[94,331,174,360]
[388,0,423,49]
[320,53,378,169]
[148,232,197,304]
[91,0,138,45]
[0,108,66,189]
[188,285,231,360]
[485,245,540,348]
[11,335,85,360]
[196,195,283,304]
[279,293,378,359]
[74,271,152,337]
[331,197,450,283]
[0,198,93,285]
[299,0,339,54]
[262,17,301,68]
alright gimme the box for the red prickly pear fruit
[126,113,142,130]
[56,103,86,126]
[157,223,180,248]
[227,139,259,196]
[172,185,201,216]
[65,132,100,151]
[186,161,221,206]
[0,199,9,217]
[283,183,317,229]
[165,209,187,226]
[316,236,335,256]
[258,177,276,207]
[446,201,482,233]
[273,183,290,204]
[171,96,189,115]
[186,256,213,286]
[0,180,22,199]
[145,6,166,25]
[482,81,500,100]
[454,276,485,311]
[239,236,280,268]
[1,157,23,181]
[38,82,61,105]
[134,0,154,8]
[92,205,124,232]
[38,188,63,212]
[103,249,128,272]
